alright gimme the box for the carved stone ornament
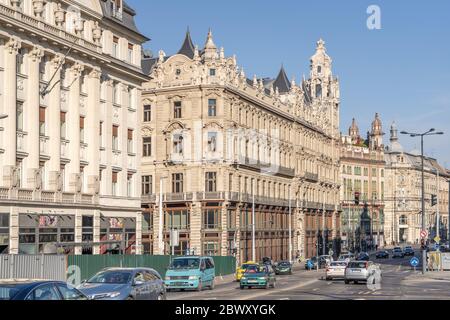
[29,46,45,62]
[54,3,65,27]
[32,0,46,18]
[34,169,42,191]
[92,21,102,44]
[6,36,21,54]
[10,0,21,10]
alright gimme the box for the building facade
[340,114,386,252]
[0,0,149,255]
[140,30,342,264]
[384,123,450,245]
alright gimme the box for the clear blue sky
[128,0,450,167]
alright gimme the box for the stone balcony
[0,187,95,206]
[234,157,295,178]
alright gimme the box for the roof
[272,66,291,93]
[99,0,149,40]
[178,29,196,59]
[141,57,158,75]
[0,279,56,285]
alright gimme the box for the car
[78,267,166,300]
[262,257,274,266]
[375,250,389,259]
[235,261,258,281]
[403,246,415,256]
[240,264,276,289]
[164,256,215,292]
[0,279,88,300]
[356,252,370,261]
[344,261,381,284]
[320,255,334,265]
[325,261,348,280]
[274,261,293,275]
[338,253,355,263]
[392,248,405,258]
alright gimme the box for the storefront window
[0,213,9,254]
[99,217,136,254]
[202,241,219,256]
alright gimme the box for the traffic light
[354,192,360,205]
[431,194,437,207]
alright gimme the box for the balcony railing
[302,172,319,182]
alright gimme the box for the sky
[128,0,450,168]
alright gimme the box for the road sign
[410,257,419,268]
[434,236,441,244]
[420,230,428,239]
[170,229,179,247]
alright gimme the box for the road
[167,253,450,300]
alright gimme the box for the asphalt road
[167,253,450,300]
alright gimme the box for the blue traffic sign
[410,257,420,267]
[307,260,314,269]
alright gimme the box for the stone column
[120,84,129,197]
[86,68,101,194]
[104,80,114,196]
[48,54,64,191]
[74,210,82,255]
[9,207,19,254]
[67,63,84,193]
[190,201,202,256]
[135,211,143,255]
[93,210,100,254]
[2,37,21,186]
[26,46,44,190]
[220,203,228,256]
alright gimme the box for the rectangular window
[127,174,133,197]
[112,125,119,150]
[173,134,183,154]
[203,209,219,229]
[39,107,46,136]
[164,210,190,230]
[79,117,85,143]
[0,213,9,254]
[113,36,119,58]
[364,168,369,176]
[209,69,216,76]
[203,241,219,256]
[172,173,183,193]
[354,167,361,176]
[60,112,66,139]
[112,172,118,196]
[143,137,152,157]
[128,43,133,63]
[16,102,23,131]
[143,105,151,122]
[205,172,217,192]
[208,99,217,117]
[372,168,377,177]
[127,129,133,153]
[142,175,152,195]
[174,101,182,119]
[207,132,217,152]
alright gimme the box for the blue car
[165,256,215,291]
[78,267,166,300]
[0,279,88,300]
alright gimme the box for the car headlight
[188,275,199,280]
[258,277,266,280]
[106,292,121,298]
[241,277,246,280]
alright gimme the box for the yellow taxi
[235,261,258,281]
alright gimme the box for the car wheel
[354,281,358,284]
[210,279,215,290]
[197,280,203,292]
[344,280,350,284]
[240,285,245,290]
[157,293,166,301]
[326,277,331,281]
[126,296,134,300]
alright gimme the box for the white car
[344,261,381,284]
[337,254,354,263]
[325,261,348,280]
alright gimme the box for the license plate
[173,282,185,286]
[248,280,258,283]
[351,269,361,272]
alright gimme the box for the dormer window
[111,0,123,20]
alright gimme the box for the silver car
[326,261,348,280]
[344,261,381,284]
[338,253,354,263]
[78,267,166,300]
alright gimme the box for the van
[164,256,215,291]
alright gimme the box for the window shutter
[113,125,118,137]
[80,117,85,128]
[112,172,118,183]
[60,112,66,122]
[39,107,45,122]
[128,129,133,140]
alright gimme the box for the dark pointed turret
[177,27,195,59]
[273,66,291,93]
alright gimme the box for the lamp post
[158,176,168,255]
[401,128,444,274]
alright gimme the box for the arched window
[315,84,322,98]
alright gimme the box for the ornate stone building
[340,114,386,252]
[140,29,341,264]
[0,0,149,255]
[385,123,450,245]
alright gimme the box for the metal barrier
[0,255,66,281]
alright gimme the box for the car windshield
[348,262,367,268]
[0,285,22,300]
[244,265,266,274]
[331,262,347,267]
[278,262,290,266]
[241,264,257,269]
[87,271,132,284]
[169,258,200,270]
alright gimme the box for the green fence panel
[67,255,236,281]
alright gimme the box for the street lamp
[158,175,168,255]
[401,128,444,274]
